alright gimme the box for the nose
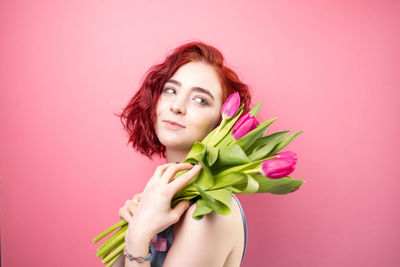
[170,98,186,115]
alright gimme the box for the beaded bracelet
[123,247,152,263]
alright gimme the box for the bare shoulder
[179,195,243,235]
[163,195,244,267]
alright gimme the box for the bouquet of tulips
[93,92,306,266]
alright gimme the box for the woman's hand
[119,192,143,222]
[125,162,202,246]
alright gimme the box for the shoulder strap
[232,194,248,263]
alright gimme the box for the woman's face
[154,61,223,151]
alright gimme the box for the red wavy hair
[116,41,252,159]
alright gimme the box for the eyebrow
[165,79,215,101]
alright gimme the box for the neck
[165,148,190,163]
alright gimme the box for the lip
[162,120,186,128]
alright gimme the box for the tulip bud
[260,151,297,178]
[212,92,241,139]
[232,112,258,140]
[275,151,297,164]
[221,92,240,119]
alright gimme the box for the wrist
[124,236,152,264]
[125,224,154,253]
[125,234,153,250]
[123,245,152,263]
[125,222,154,246]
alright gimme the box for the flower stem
[106,250,124,267]
[215,155,279,178]
[97,223,127,253]
[243,167,261,175]
[212,118,227,138]
[102,240,125,264]
[97,224,128,258]
[93,219,127,243]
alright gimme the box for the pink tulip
[275,151,297,164]
[221,92,240,119]
[232,112,258,140]
[260,151,297,179]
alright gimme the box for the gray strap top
[150,194,248,266]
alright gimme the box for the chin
[159,137,193,151]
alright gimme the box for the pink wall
[1,0,399,266]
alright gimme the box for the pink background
[1,0,399,266]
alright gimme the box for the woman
[114,41,252,267]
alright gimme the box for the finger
[132,193,142,204]
[145,163,176,191]
[161,163,197,184]
[154,163,176,179]
[119,208,132,222]
[123,210,133,222]
[125,199,136,210]
[121,200,136,216]
[126,199,138,211]
[169,164,202,193]
[170,200,190,224]
[127,204,137,216]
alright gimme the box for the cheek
[190,109,221,135]
[154,100,163,131]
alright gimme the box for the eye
[162,87,176,94]
[193,96,209,106]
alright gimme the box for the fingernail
[196,162,201,165]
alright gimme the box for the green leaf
[194,185,232,215]
[209,172,247,190]
[202,105,244,145]
[217,144,250,166]
[249,101,263,117]
[214,104,264,149]
[185,141,206,161]
[201,125,219,145]
[173,182,199,200]
[233,117,277,151]
[192,199,212,220]
[210,105,244,147]
[248,131,291,161]
[253,174,305,194]
[184,146,214,190]
[229,186,242,194]
[207,145,219,166]
[171,193,199,207]
[267,131,304,157]
[246,131,290,156]
[232,174,259,194]
[194,162,214,190]
[214,160,263,178]
[206,188,232,214]
[215,133,234,148]
[193,184,214,204]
